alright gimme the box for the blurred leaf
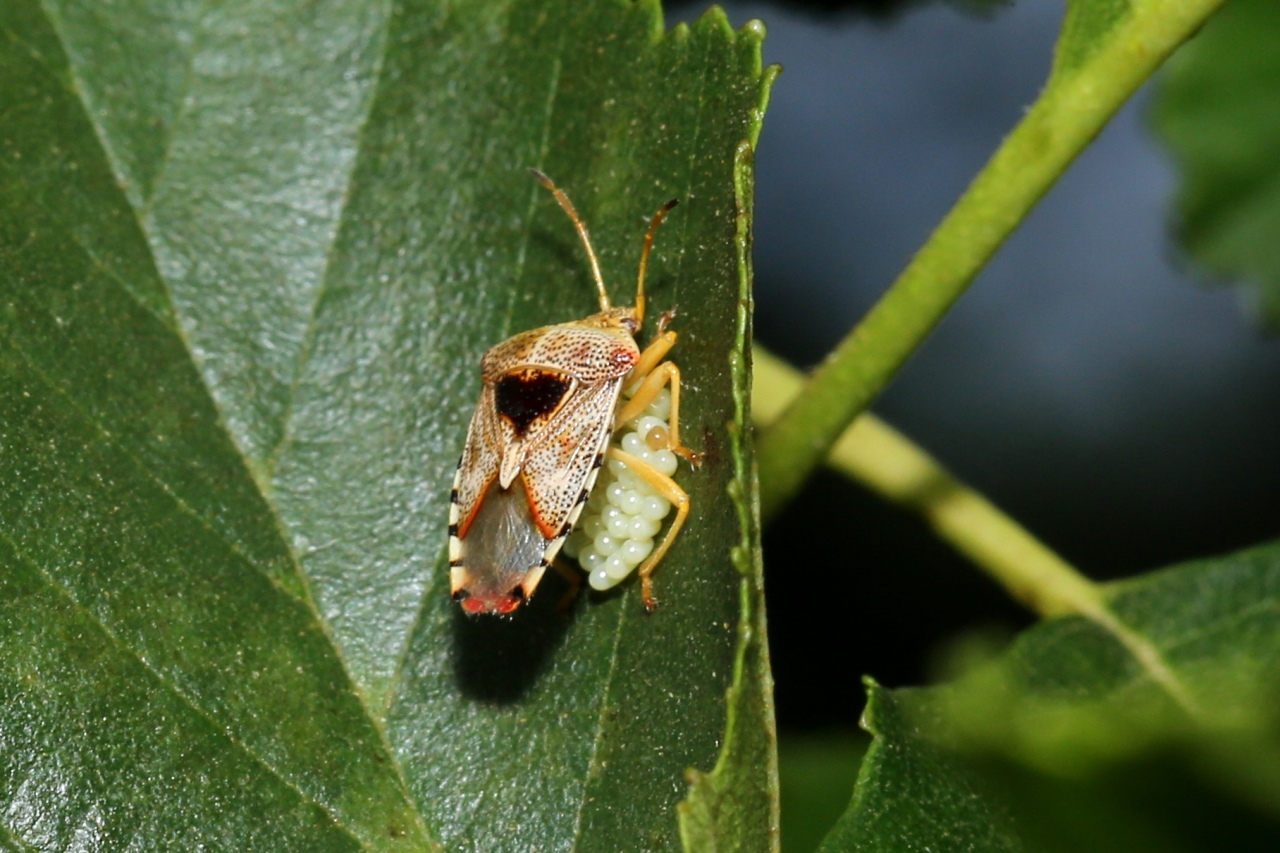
[819,542,1280,852]
[818,685,1025,852]
[668,0,1013,23]
[1153,0,1280,325]
[0,1,775,849]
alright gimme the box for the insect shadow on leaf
[450,568,577,702]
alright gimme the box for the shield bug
[449,169,700,615]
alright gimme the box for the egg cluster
[562,387,677,591]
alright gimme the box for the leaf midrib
[0,536,373,851]
[376,40,572,727]
[0,362,372,852]
[0,14,176,334]
[39,1,438,844]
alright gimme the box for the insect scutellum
[448,171,699,616]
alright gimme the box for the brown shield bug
[449,170,699,615]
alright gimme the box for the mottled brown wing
[518,376,625,538]
[452,384,503,539]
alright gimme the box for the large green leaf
[819,542,1280,852]
[1153,0,1280,325]
[0,1,776,849]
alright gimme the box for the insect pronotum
[448,170,700,615]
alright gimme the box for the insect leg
[606,448,690,612]
[625,329,678,389]
[551,556,583,616]
[617,358,701,465]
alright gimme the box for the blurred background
[668,0,1280,846]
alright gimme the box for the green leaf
[1153,0,1280,325]
[0,1,776,849]
[678,145,781,853]
[819,684,1025,853]
[820,542,1280,852]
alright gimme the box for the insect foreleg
[618,354,700,465]
[626,329,678,385]
[606,447,690,612]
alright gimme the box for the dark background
[670,0,1280,729]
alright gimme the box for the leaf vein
[569,606,630,851]
[0,528,376,853]
[382,16,569,713]
[1083,604,1204,719]
[259,1,393,484]
[1155,596,1280,658]
[0,14,187,334]
[8,341,300,602]
[122,0,207,216]
[241,1,437,843]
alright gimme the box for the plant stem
[754,351,1209,713]
[754,0,1229,521]
[753,349,1100,619]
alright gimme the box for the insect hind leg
[606,448,690,612]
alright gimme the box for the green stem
[754,348,1100,619]
[755,0,1228,522]
[755,351,1205,712]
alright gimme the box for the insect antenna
[635,197,679,327]
[530,169,611,311]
